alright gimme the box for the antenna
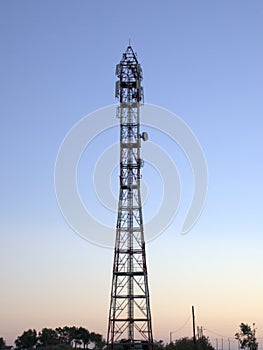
[107,46,153,350]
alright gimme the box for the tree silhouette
[235,323,258,350]
[15,329,37,350]
[0,337,6,350]
[164,336,215,350]
[77,328,90,349]
[56,327,71,345]
[38,328,59,347]
[14,326,104,350]
[89,331,104,349]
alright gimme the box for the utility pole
[192,306,196,346]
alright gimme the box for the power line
[172,315,192,333]
[204,328,236,340]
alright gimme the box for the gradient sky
[1,0,263,348]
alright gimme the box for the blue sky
[0,0,263,347]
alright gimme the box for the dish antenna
[141,131,148,141]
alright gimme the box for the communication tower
[107,46,153,350]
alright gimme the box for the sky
[0,0,263,348]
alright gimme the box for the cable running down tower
[107,46,153,350]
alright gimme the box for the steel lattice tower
[107,46,153,350]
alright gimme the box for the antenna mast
[107,46,153,350]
